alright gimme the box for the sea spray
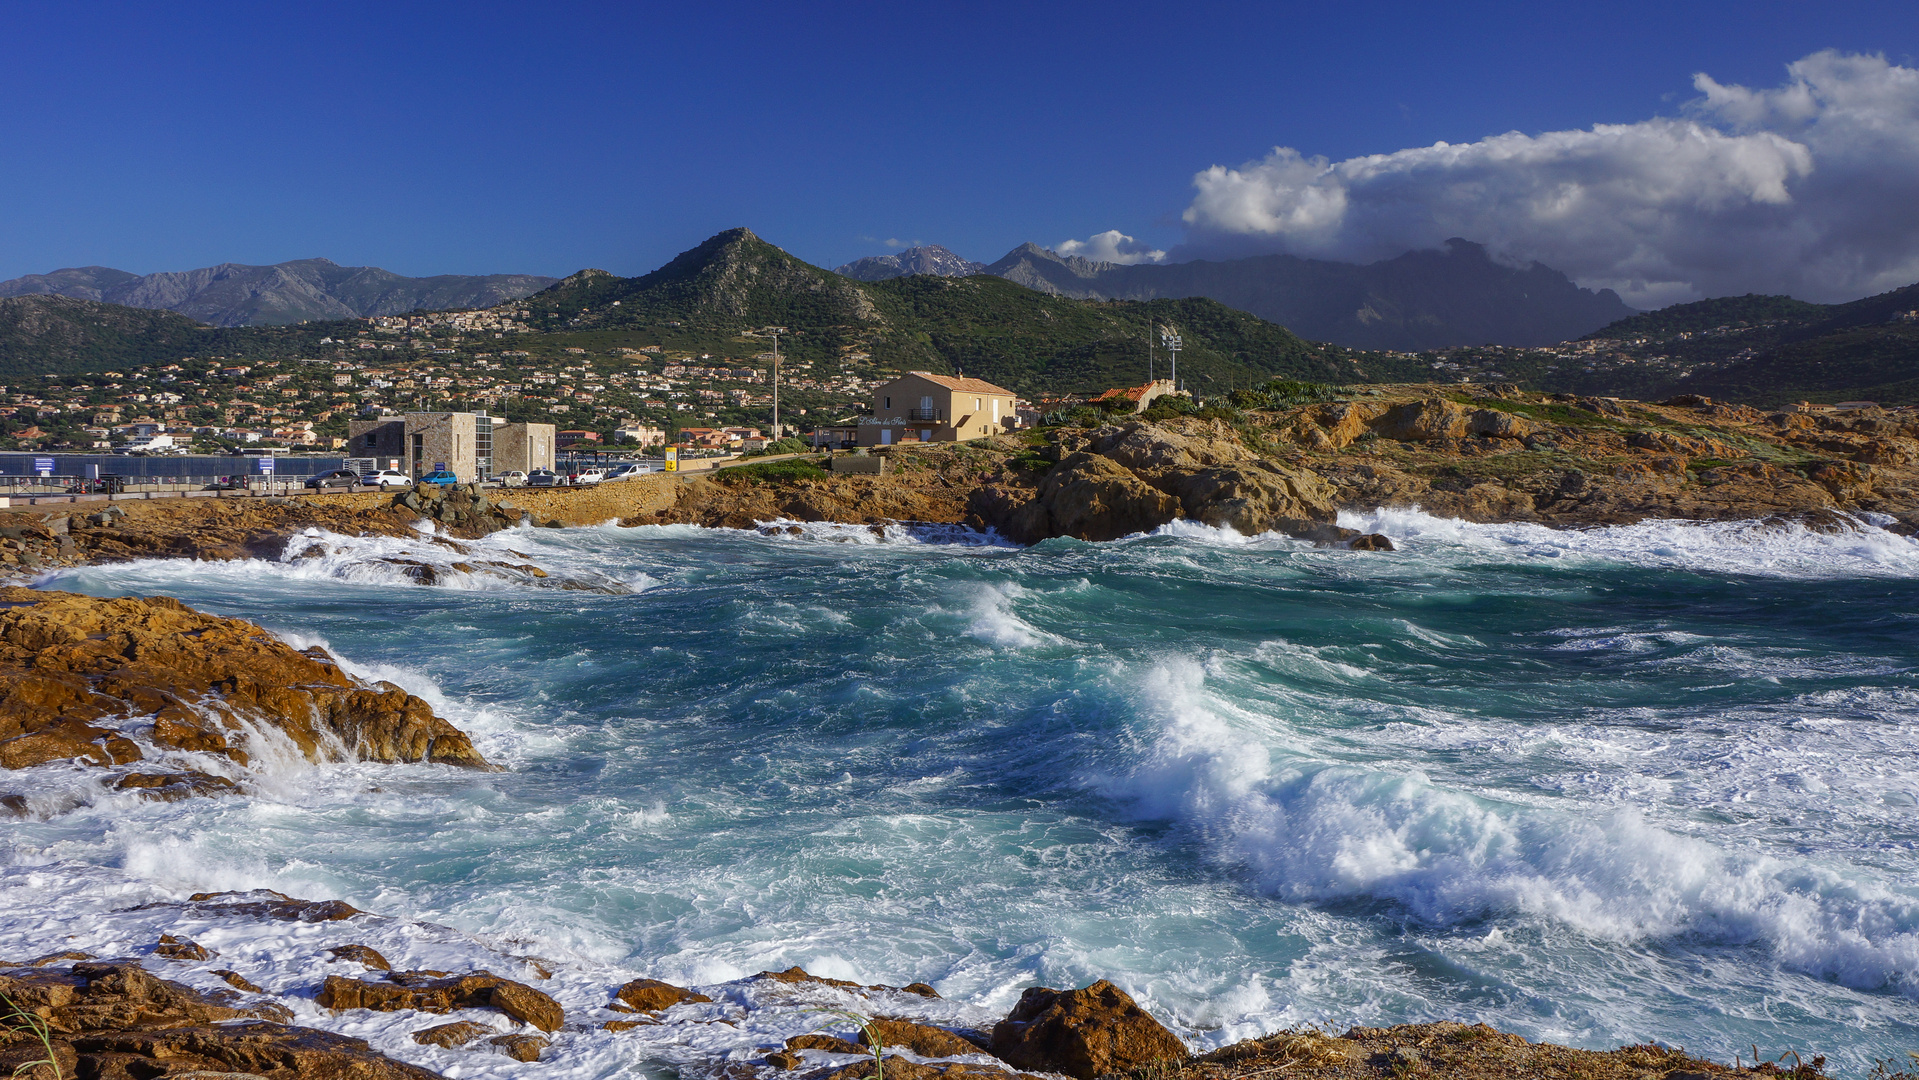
[11,511,1919,1072]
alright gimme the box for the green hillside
[516,227,1379,396]
[0,295,217,377]
[1584,294,1826,341]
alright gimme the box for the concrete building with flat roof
[347,412,554,480]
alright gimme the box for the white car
[494,470,528,488]
[570,468,607,485]
[603,463,656,481]
[360,469,413,489]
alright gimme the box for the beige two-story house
[859,372,1017,446]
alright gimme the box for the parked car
[416,470,460,487]
[494,470,528,488]
[303,469,361,491]
[525,469,562,488]
[569,468,607,486]
[203,476,249,491]
[65,476,127,495]
[360,469,412,489]
[603,463,657,481]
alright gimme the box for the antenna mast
[1160,326,1182,392]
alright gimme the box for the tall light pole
[759,326,787,439]
[1160,327,1182,391]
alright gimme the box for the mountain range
[0,259,557,328]
[836,240,1635,351]
[835,246,988,281]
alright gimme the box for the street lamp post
[759,326,788,440]
[1160,327,1182,391]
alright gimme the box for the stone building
[859,371,1018,447]
[347,412,554,480]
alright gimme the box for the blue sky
[3,0,1916,302]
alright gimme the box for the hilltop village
[0,303,1870,458]
[0,304,889,454]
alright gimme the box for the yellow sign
[664,447,678,472]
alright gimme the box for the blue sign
[258,457,275,474]
[33,457,53,475]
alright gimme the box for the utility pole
[1161,326,1182,391]
[760,326,788,439]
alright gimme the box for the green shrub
[716,458,828,485]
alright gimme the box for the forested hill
[518,228,1388,396]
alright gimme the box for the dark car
[203,476,249,491]
[525,468,562,488]
[303,469,361,491]
[65,476,127,495]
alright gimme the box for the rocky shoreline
[1,915,1835,1080]
[1,385,1912,584]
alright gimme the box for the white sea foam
[1338,507,1919,578]
[1105,658,1919,997]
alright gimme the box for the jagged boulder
[1372,399,1470,441]
[0,589,492,798]
[859,1019,986,1058]
[1467,408,1541,440]
[1290,401,1386,450]
[990,980,1187,1080]
[392,483,520,537]
[613,977,711,1011]
[1172,464,1338,536]
[1008,452,1182,543]
[0,962,439,1079]
[318,970,564,1032]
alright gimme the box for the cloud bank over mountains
[1056,229,1166,265]
[1175,50,1919,306]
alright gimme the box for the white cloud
[1057,229,1166,265]
[1179,50,1919,305]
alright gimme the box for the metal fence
[0,452,346,481]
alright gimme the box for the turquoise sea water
[6,509,1919,1076]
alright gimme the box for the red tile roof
[905,371,1015,396]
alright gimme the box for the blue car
[416,470,459,486]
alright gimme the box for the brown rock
[1173,463,1337,537]
[182,890,364,922]
[1350,533,1396,551]
[860,1019,986,1058]
[788,1034,870,1055]
[489,1033,549,1062]
[0,589,494,799]
[411,1020,493,1048]
[114,771,242,802]
[327,944,392,971]
[213,969,264,993]
[1467,409,1541,440]
[488,979,565,1032]
[318,971,564,1032]
[614,977,711,1011]
[989,980,1188,1080]
[154,934,216,961]
[1012,452,1182,542]
[1373,399,1471,441]
[766,1049,804,1069]
[602,1018,657,1032]
[0,962,434,1080]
